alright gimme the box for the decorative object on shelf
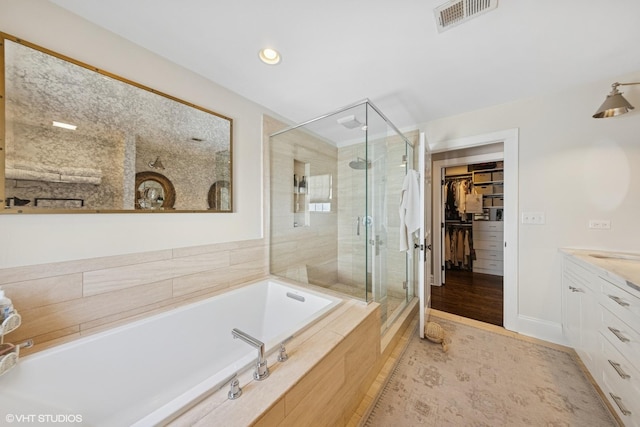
[0,288,30,377]
[593,82,640,118]
[0,312,21,337]
[298,176,307,194]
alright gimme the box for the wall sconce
[148,157,165,170]
[593,82,640,118]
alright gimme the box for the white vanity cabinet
[562,250,640,426]
[561,256,599,371]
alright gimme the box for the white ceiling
[50,0,640,131]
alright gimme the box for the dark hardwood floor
[431,269,504,326]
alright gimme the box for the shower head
[348,157,371,170]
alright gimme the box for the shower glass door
[366,103,416,329]
[268,99,417,332]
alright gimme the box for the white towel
[399,169,421,252]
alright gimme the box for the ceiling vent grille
[435,0,498,33]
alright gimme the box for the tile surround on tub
[0,238,268,354]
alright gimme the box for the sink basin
[589,253,640,261]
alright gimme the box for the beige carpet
[364,317,618,426]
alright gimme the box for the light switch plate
[588,220,611,229]
[522,212,545,225]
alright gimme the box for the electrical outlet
[589,220,611,229]
[522,212,545,225]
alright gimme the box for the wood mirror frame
[1,32,233,214]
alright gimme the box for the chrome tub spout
[231,328,269,380]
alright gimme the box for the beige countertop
[562,248,640,294]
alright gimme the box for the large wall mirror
[0,32,233,213]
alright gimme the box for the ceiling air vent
[435,0,498,33]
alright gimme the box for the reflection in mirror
[1,33,233,213]
[135,172,176,210]
[207,180,231,211]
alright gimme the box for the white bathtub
[0,279,341,426]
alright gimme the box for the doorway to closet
[431,145,504,327]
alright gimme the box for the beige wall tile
[83,251,230,296]
[229,245,266,266]
[0,249,172,284]
[11,280,172,343]
[172,238,263,258]
[172,270,231,297]
[2,273,83,310]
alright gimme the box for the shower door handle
[356,216,361,236]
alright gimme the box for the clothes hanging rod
[444,173,472,179]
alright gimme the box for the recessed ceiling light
[259,48,281,65]
[52,121,77,130]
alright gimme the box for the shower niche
[293,159,309,227]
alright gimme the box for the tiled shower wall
[0,238,267,354]
[267,117,339,286]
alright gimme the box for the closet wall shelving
[471,166,504,276]
[443,163,505,277]
[472,167,503,220]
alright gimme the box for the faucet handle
[278,336,294,362]
[228,378,242,400]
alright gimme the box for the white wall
[423,71,640,336]
[0,0,282,268]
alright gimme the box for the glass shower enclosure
[269,99,417,332]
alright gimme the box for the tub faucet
[231,328,269,381]
[278,336,294,362]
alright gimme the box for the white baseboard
[515,314,568,346]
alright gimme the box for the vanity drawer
[600,276,640,327]
[601,337,640,426]
[600,306,640,372]
[564,258,598,293]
